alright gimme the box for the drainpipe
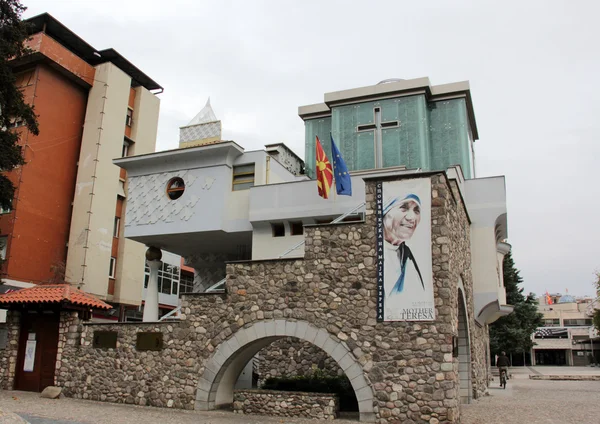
[265,155,271,184]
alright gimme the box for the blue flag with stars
[330,134,352,196]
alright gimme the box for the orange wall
[24,33,95,86]
[1,64,88,284]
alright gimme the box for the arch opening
[196,319,375,422]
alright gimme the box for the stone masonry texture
[255,338,343,386]
[0,172,490,424]
[233,389,339,420]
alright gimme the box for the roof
[25,13,162,91]
[187,97,218,126]
[299,77,479,140]
[0,284,111,310]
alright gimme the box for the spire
[187,97,218,126]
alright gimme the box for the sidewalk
[462,371,600,424]
[0,390,358,424]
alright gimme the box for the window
[179,271,194,295]
[0,236,7,260]
[143,262,181,296]
[113,217,120,238]
[125,108,133,127]
[9,117,24,129]
[122,141,130,157]
[290,221,303,236]
[0,201,11,215]
[542,319,560,327]
[563,319,593,327]
[271,222,285,237]
[232,164,255,191]
[109,257,116,278]
[166,177,185,200]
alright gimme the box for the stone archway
[195,319,375,422]
[457,280,472,404]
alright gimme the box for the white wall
[251,221,306,260]
[116,85,160,305]
[66,63,131,299]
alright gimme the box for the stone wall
[470,323,490,398]
[51,172,484,423]
[0,311,20,390]
[233,389,339,420]
[256,338,342,386]
[57,320,200,409]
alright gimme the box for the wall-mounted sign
[24,340,36,372]
[376,178,435,322]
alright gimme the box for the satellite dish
[377,78,405,85]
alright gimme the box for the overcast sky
[23,0,600,297]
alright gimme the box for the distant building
[532,294,598,366]
[1,13,162,320]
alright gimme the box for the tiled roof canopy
[0,284,111,310]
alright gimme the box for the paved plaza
[0,366,598,424]
[462,366,600,424]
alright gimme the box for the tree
[489,251,543,356]
[0,0,39,210]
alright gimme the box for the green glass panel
[304,117,332,179]
[428,98,472,178]
[356,132,375,169]
[333,103,375,172]
[380,96,428,169]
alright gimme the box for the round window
[166,177,185,200]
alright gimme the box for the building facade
[532,294,598,366]
[1,14,161,318]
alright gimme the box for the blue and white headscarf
[382,193,424,295]
[383,193,421,216]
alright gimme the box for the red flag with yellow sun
[315,136,333,199]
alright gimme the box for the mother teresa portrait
[381,179,434,321]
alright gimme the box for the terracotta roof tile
[0,284,111,310]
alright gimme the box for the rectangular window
[543,319,560,327]
[0,236,8,261]
[563,319,593,327]
[109,257,116,278]
[290,221,303,236]
[125,108,133,127]
[179,272,194,295]
[122,141,130,157]
[271,222,285,237]
[143,262,180,295]
[0,200,12,215]
[232,164,255,191]
[113,217,120,238]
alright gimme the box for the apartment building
[1,13,161,319]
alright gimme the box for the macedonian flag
[316,136,333,199]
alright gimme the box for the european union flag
[330,134,352,196]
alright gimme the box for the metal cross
[357,107,400,168]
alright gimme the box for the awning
[0,283,111,310]
[476,299,514,325]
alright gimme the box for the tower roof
[187,98,218,126]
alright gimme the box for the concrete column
[143,247,162,322]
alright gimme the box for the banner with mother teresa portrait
[376,178,434,321]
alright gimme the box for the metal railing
[205,277,226,293]
[277,202,366,259]
[158,305,181,321]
